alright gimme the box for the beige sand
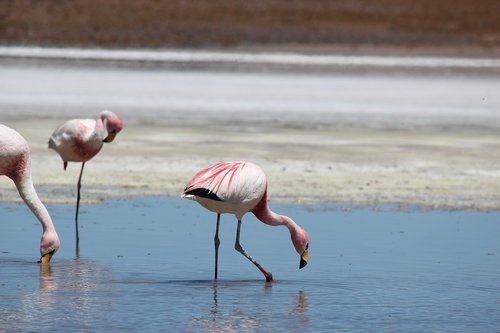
[1,117,499,211]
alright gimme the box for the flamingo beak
[103,130,117,143]
[38,250,55,264]
[299,249,309,269]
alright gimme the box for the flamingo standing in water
[182,161,310,282]
[0,124,60,263]
[48,110,123,253]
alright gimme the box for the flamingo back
[49,118,103,162]
[0,124,30,179]
[183,161,267,217]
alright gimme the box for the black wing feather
[184,188,223,201]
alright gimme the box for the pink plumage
[184,161,247,199]
[49,110,123,167]
[183,161,309,282]
[0,124,60,263]
[183,161,266,219]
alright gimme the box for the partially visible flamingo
[0,124,60,263]
[48,110,123,253]
[182,161,310,282]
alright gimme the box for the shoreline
[0,118,498,212]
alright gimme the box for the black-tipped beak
[38,249,56,264]
[103,130,117,143]
[299,250,309,269]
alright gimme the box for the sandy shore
[0,116,498,211]
[1,54,499,211]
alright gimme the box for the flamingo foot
[264,272,273,282]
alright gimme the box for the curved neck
[251,190,298,231]
[94,117,106,141]
[14,173,55,233]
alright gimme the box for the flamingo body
[183,162,266,219]
[183,161,309,281]
[49,110,123,166]
[0,124,60,262]
[49,119,103,163]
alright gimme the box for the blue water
[1,197,500,332]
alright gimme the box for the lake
[1,197,499,332]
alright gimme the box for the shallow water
[1,197,500,332]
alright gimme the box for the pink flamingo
[182,161,309,282]
[0,124,60,263]
[48,110,123,253]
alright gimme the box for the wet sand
[0,58,499,211]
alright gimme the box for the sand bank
[0,117,498,211]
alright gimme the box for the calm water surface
[1,197,499,332]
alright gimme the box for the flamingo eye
[306,243,309,250]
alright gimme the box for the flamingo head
[291,225,310,269]
[100,110,124,143]
[38,230,61,264]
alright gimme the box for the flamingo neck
[94,116,106,141]
[14,173,56,233]
[251,191,299,231]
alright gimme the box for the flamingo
[0,124,60,263]
[182,161,309,282]
[48,110,123,253]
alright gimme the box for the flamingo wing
[183,161,247,202]
[49,119,94,146]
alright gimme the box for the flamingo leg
[75,161,85,256]
[214,213,221,281]
[234,219,273,282]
